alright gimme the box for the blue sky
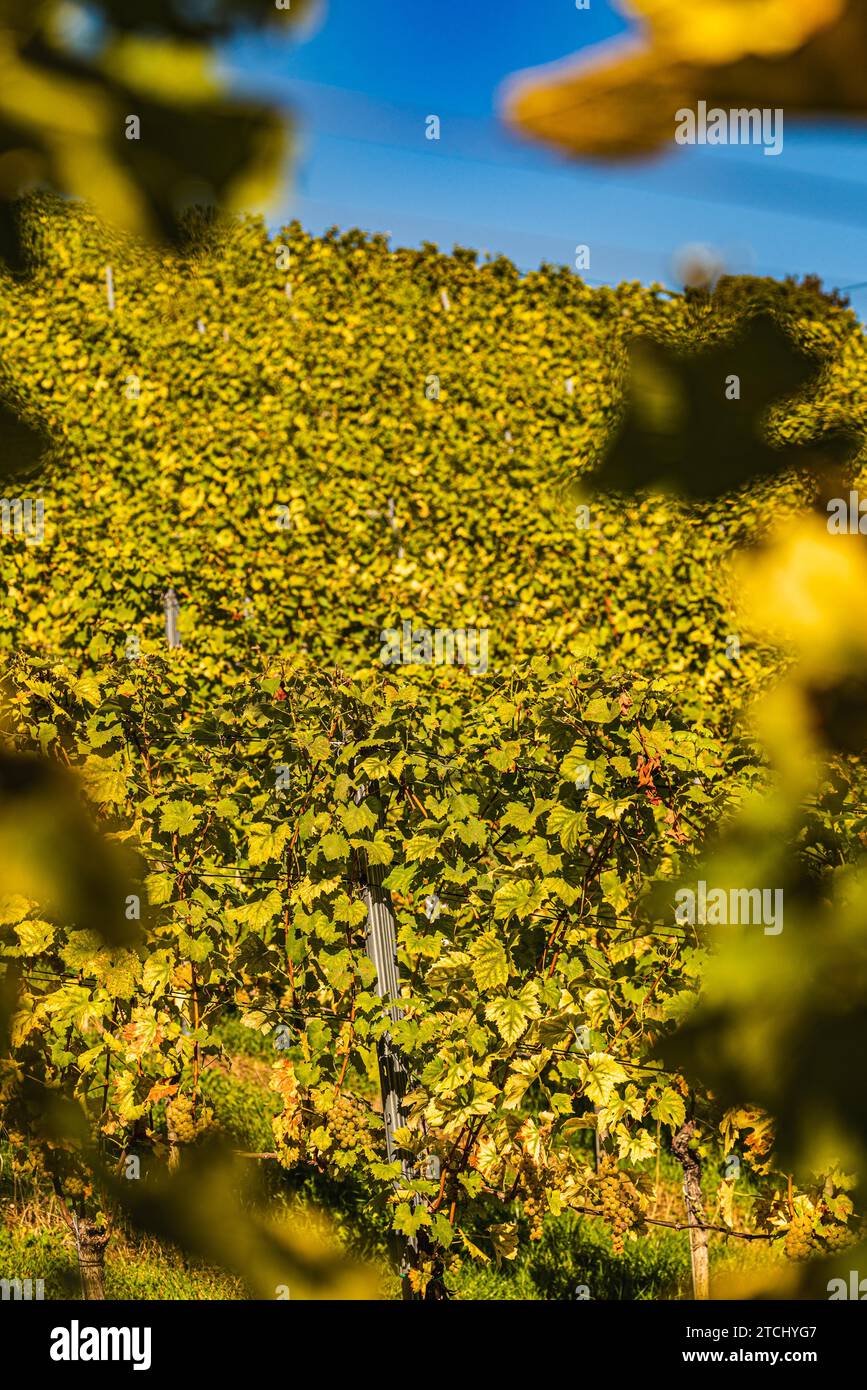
[225,0,867,314]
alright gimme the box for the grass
[448,1211,781,1300]
[0,1221,244,1300]
[0,1205,776,1301]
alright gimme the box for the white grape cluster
[597,1156,644,1256]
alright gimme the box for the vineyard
[2,197,867,1301]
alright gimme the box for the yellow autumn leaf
[99,37,221,105]
[502,0,859,162]
[639,0,844,62]
[736,516,867,678]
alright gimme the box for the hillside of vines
[2,197,867,1299]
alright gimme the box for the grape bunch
[166,1093,212,1145]
[784,1212,818,1261]
[597,1157,644,1256]
[329,1094,368,1152]
[167,1093,196,1142]
[520,1161,546,1241]
[821,1222,853,1253]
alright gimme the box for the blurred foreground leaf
[715,1235,867,1300]
[737,518,867,677]
[91,0,311,40]
[737,518,867,752]
[0,0,316,264]
[0,751,144,946]
[504,0,867,162]
[661,857,867,1173]
[595,313,857,498]
[106,1140,380,1300]
[0,396,50,480]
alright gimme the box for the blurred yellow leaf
[0,750,145,945]
[503,0,864,162]
[0,0,313,259]
[737,517,867,678]
[99,36,221,105]
[109,1141,381,1300]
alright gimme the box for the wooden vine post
[62,1210,109,1300]
[76,1219,109,1300]
[672,1118,710,1300]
